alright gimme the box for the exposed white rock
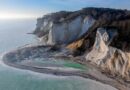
[38,34,48,45]
[86,28,130,80]
[79,16,95,38]
[86,28,110,64]
[47,22,68,45]
[36,16,95,45]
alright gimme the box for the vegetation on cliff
[64,7,130,53]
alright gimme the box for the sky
[0,0,130,19]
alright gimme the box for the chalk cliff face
[34,7,130,81]
[34,14,95,45]
[86,28,130,80]
[34,7,130,50]
[86,28,118,63]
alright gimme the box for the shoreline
[1,45,129,90]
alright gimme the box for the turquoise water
[0,19,116,90]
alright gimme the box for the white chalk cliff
[34,15,95,45]
[86,28,130,80]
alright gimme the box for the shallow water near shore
[0,19,117,90]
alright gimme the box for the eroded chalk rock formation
[86,28,130,80]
